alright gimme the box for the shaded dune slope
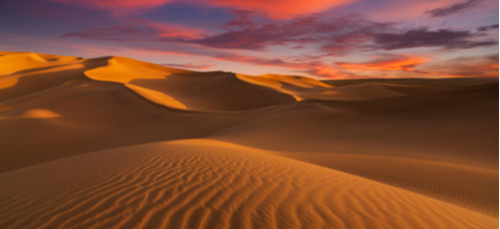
[0,140,497,229]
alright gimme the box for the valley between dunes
[0,51,498,229]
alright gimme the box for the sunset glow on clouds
[0,0,497,79]
[338,56,428,72]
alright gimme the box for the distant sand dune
[0,52,497,228]
[0,109,60,119]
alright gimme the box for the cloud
[477,24,499,32]
[63,12,390,53]
[419,55,498,78]
[47,0,174,16]
[372,28,497,50]
[52,2,497,79]
[61,10,496,63]
[48,0,353,19]
[426,0,480,17]
[337,54,428,72]
[215,53,301,68]
[62,19,206,41]
[207,0,354,19]
[218,10,259,31]
[62,26,156,41]
[191,13,391,50]
[186,14,495,53]
[162,62,214,69]
[213,53,347,78]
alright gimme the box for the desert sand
[0,51,498,229]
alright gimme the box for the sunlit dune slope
[0,51,498,227]
[269,150,498,217]
[0,140,497,229]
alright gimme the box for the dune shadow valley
[0,51,498,229]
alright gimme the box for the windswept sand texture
[0,51,498,228]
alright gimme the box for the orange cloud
[481,63,499,70]
[159,32,199,39]
[467,63,499,78]
[338,56,428,72]
[397,55,498,78]
[206,0,354,19]
[313,66,343,78]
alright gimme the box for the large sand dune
[0,51,498,228]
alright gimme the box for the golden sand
[0,51,498,228]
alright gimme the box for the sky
[0,0,498,79]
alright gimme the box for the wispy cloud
[421,54,499,78]
[192,12,391,50]
[372,28,497,50]
[337,54,428,72]
[47,0,174,16]
[162,62,214,70]
[477,24,499,32]
[213,53,347,78]
[426,0,481,17]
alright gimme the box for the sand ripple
[0,140,497,229]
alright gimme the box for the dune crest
[236,74,407,101]
[0,52,83,76]
[84,56,176,84]
[124,83,187,110]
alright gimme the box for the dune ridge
[0,51,498,228]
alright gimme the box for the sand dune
[0,140,497,229]
[0,109,60,119]
[269,151,498,217]
[0,52,498,228]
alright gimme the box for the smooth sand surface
[0,51,498,228]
